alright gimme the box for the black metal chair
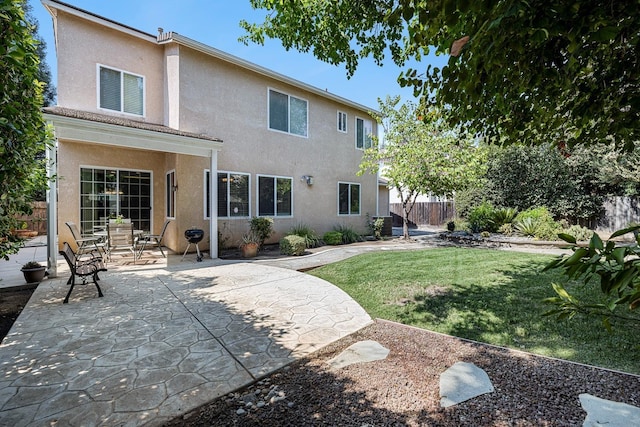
[65,221,107,260]
[59,242,106,303]
[136,219,172,259]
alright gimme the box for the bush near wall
[280,235,306,256]
[323,231,343,245]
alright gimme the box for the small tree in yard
[358,96,486,239]
[0,0,49,260]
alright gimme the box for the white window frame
[166,170,176,219]
[256,174,294,218]
[355,116,373,150]
[97,64,145,117]
[337,181,361,216]
[204,170,251,219]
[267,88,308,138]
[337,111,347,133]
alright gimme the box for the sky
[29,0,448,111]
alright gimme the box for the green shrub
[467,202,498,233]
[289,223,321,248]
[498,223,513,235]
[515,206,560,240]
[480,231,491,238]
[279,235,307,256]
[562,224,593,242]
[334,224,361,244]
[492,207,518,227]
[514,217,539,237]
[366,214,385,239]
[323,231,343,245]
[249,217,273,247]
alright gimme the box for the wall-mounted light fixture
[301,175,313,186]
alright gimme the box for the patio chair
[136,219,172,259]
[65,221,107,260]
[59,242,106,303]
[106,222,137,263]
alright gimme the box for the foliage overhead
[358,95,485,238]
[544,228,640,330]
[241,0,639,150]
[0,0,49,260]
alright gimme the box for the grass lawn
[309,247,640,375]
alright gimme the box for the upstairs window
[337,111,347,133]
[99,65,144,116]
[355,117,373,149]
[268,89,308,137]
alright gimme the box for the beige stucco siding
[55,11,165,124]
[175,47,378,244]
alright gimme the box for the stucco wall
[55,11,165,124]
[175,47,379,244]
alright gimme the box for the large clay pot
[241,243,259,258]
[21,266,46,284]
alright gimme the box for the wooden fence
[15,201,47,235]
[390,201,456,227]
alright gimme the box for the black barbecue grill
[182,228,204,262]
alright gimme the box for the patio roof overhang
[43,109,223,156]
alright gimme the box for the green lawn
[309,247,640,374]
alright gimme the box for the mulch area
[0,286,35,342]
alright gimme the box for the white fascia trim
[44,113,223,158]
[162,33,380,116]
[42,0,157,44]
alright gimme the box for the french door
[80,167,152,233]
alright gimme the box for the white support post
[46,136,58,277]
[209,150,218,259]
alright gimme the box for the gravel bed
[163,320,640,426]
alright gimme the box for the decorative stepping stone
[327,340,390,370]
[580,393,640,426]
[440,361,494,407]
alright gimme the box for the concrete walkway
[0,230,568,426]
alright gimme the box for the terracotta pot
[241,243,259,258]
[13,230,38,239]
[21,266,46,284]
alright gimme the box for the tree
[0,0,49,260]
[241,1,639,150]
[483,144,611,223]
[24,2,55,107]
[358,95,485,239]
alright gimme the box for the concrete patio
[0,243,372,426]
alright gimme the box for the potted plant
[239,231,260,258]
[21,261,47,284]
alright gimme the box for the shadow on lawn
[394,254,639,370]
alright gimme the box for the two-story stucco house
[42,0,384,265]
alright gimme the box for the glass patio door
[80,168,152,233]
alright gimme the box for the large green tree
[241,0,639,150]
[0,0,48,259]
[359,96,485,239]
